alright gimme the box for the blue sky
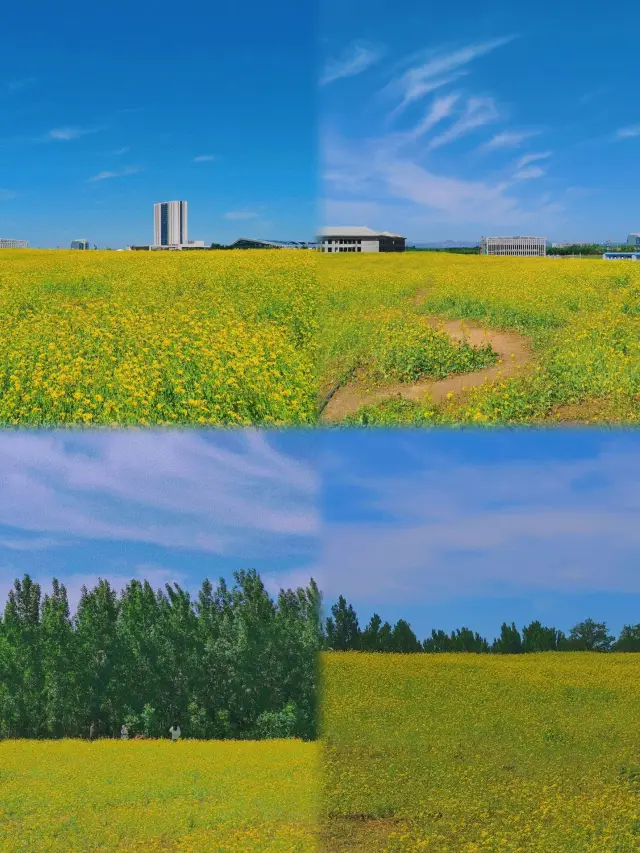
[321,430,640,642]
[0,431,318,615]
[320,0,640,243]
[0,1,316,248]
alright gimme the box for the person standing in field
[169,722,181,742]
[89,721,95,741]
[120,724,129,740]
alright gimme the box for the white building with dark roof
[318,227,406,253]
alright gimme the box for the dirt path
[321,316,532,423]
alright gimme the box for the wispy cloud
[514,165,546,180]
[322,437,640,603]
[580,85,609,104]
[194,154,216,162]
[427,96,500,150]
[110,146,130,155]
[46,126,98,141]
[0,431,317,556]
[482,130,539,150]
[615,125,640,140]
[321,40,386,86]
[386,36,517,119]
[223,210,259,220]
[0,188,18,201]
[87,166,142,182]
[408,93,460,139]
[7,76,37,93]
[516,151,552,168]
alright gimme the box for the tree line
[3,577,638,741]
[0,571,320,741]
[550,244,639,256]
[324,595,640,653]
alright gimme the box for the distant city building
[627,233,640,246]
[481,236,546,257]
[183,240,206,248]
[230,238,312,249]
[603,252,640,260]
[71,239,90,250]
[318,227,406,253]
[0,239,28,248]
[153,200,187,247]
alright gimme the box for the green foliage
[613,623,640,652]
[253,701,299,739]
[323,596,626,658]
[0,570,321,741]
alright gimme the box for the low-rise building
[318,227,406,253]
[603,252,640,260]
[481,236,546,257]
[0,239,28,248]
[230,238,311,249]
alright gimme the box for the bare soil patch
[321,316,532,423]
[320,815,408,853]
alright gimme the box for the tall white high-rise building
[153,201,188,247]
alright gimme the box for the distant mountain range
[410,240,480,249]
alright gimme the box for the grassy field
[320,253,640,424]
[0,738,318,852]
[0,250,316,426]
[321,652,640,853]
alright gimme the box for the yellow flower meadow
[320,252,640,423]
[0,738,318,852]
[0,249,316,426]
[321,652,640,853]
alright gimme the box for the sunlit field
[322,652,640,853]
[0,250,316,426]
[0,738,318,853]
[319,253,640,424]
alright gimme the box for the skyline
[0,0,315,248]
[320,0,640,243]
[321,431,640,639]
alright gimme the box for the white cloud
[514,165,546,180]
[579,85,609,104]
[409,93,460,139]
[223,210,259,220]
[321,442,640,603]
[87,166,142,182]
[7,76,37,92]
[110,146,130,155]
[194,154,216,162]
[321,40,386,86]
[46,126,97,141]
[0,431,317,556]
[323,132,561,229]
[483,130,539,150]
[427,96,500,150]
[516,151,552,168]
[615,125,640,140]
[386,36,517,118]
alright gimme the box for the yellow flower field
[0,250,316,426]
[321,652,640,853]
[319,253,640,424]
[0,738,318,852]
